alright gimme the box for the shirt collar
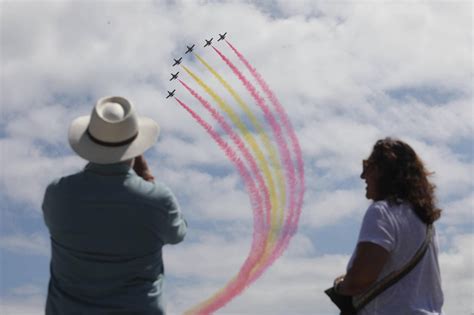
[85,162,133,176]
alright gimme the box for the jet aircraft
[169,72,179,81]
[185,44,195,54]
[166,89,176,99]
[172,58,182,66]
[217,32,227,41]
[204,38,213,47]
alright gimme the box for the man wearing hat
[42,96,187,314]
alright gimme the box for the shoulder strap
[353,224,433,310]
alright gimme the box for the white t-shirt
[348,200,444,315]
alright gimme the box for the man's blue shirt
[42,162,187,314]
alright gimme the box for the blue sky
[1,0,472,314]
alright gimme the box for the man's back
[42,162,187,314]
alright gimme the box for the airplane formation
[169,72,179,81]
[217,32,227,41]
[204,38,213,47]
[185,44,195,54]
[166,32,228,99]
[166,89,176,99]
[172,57,182,66]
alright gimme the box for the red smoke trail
[225,41,305,213]
[223,41,306,281]
[179,79,271,236]
[212,45,296,254]
[225,40,305,224]
[212,46,296,236]
[175,96,268,313]
[213,47,296,278]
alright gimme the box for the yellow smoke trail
[193,54,286,241]
[182,64,282,314]
[192,54,288,279]
[182,64,280,232]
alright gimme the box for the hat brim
[68,116,160,164]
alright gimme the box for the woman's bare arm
[336,242,389,296]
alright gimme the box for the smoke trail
[176,98,268,315]
[223,41,305,282]
[181,64,275,230]
[211,45,294,233]
[213,45,297,277]
[193,53,287,239]
[226,41,305,216]
[182,62,291,294]
[179,79,271,275]
[175,43,305,313]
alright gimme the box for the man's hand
[133,155,155,182]
[333,274,345,293]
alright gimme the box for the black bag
[324,287,357,315]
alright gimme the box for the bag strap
[353,224,433,310]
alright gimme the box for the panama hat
[68,96,160,164]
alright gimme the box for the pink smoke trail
[232,42,304,271]
[226,40,305,225]
[179,79,271,252]
[212,46,296,252]
[222,42,306,280]
[179,79,271,234]
[175,97,268,314]
[212,46,296,232]
[225,41,305,213]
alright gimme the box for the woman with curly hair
[333,138,444,314]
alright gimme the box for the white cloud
[375,98,473,144]
[405,139,473,200]
[302,189,368,228]
[1,1,472,314]
[0,233,49,256]
[0,284,45,315]
[163,232,473,314]
[1,232,471,315]
[9,284,44,297]
[299,118,380,182]
[5,104,82,145]
[0,297,44,315]
[165,233,253,282]
[441,193,474,226]
[156,133,231,169]
[0,138,83,208]
[157,167,254,222]
[439,233,474,315]
[165,251,349,315]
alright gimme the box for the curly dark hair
[367,137,442,224]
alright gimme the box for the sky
[0,0,473,314]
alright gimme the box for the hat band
[86,129,139,147]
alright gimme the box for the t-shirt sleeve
[357,202,396,252]
[41,178,61,229]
